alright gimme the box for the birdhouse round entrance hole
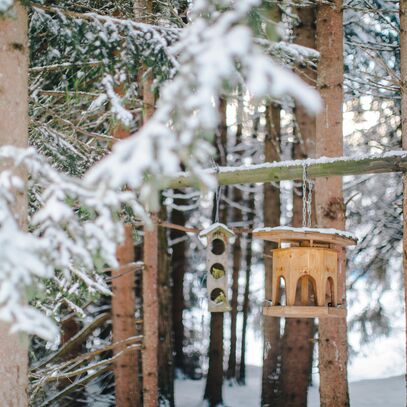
[211,238,226,255]
[210,263,226,279]
[210,288,227,304]
[253,227,357,318]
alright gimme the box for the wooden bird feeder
[200,223,235,313]
[253,226,357,318]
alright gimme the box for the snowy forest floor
[175,366,405,406]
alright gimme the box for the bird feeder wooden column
[200,223,235,312]
[253,227,357,318]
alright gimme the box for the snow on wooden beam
[167,151,407,189]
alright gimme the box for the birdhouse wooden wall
[272,247,338,307]
[201,225,233,313]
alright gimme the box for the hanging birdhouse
[200,223,235,312]
[253,226,357,318]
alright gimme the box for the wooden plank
[263,305,346,319]
[167,152,407,189]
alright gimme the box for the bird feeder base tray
[263,305,346,318]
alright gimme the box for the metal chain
[307,177,313,228]
[302,164,313,228]
[302,164,307,228]
[211,157,222,224]
[215,185,222,223]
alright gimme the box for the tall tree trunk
[315,1,349,406]
[140,2,159,404]
[204,98,228,406]
[278,5,317,406]
[238,189,255,385]
[171,195,187,375]
[399,0,407,403]
[0,3,29,406]
[110,9,142,397]
[137,1,174,403]
[112,225,140,406]
[226,113,243,382]
[261,103,282,407]
[226,232,241,381]
[158,203,174,405]
[204,312,224,406]
[143,215,159,407]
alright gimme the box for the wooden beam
[263,305,346,319]
[167,151,407,189]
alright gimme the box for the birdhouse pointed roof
[199,222,235,238]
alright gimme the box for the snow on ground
[175,366,405,407]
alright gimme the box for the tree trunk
[238,189,255,385]
[204,98,228,406]
[0,3,29,406]
[204,312,224,406]
[226,233,241,381]
[143,215,159,407]
[261,103,282,407]
[399,0,407,403]
[140,2,159,402]
[226,116,243,382]
[171,195,187,375]
[278,6,317,406]
[315,1,349,406]
[158,203,174,406]
[112,225,140,406]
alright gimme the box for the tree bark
[315,1,349,406]
[238,190,255,385]
[171,195,187,374]
[204,312,224,406]
[399,0,407,403]
[140,2,159,402]
[0,3,29,406]
[204,98,228,406]
[158,203,174,405]
[226,233,241,381]
[226,115,243,382]
[112,225,140,406]
[143,215,159,407]
[261,103,282,407]
[278,6,317,406]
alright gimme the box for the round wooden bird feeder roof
[253,226,357,247]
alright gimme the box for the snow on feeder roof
[253,226,357,247]
[199,222,235,238]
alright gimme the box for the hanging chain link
[302,164,313,228]
[302,164,307,228]
[307,177,313,228]
[211,157,222,223]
